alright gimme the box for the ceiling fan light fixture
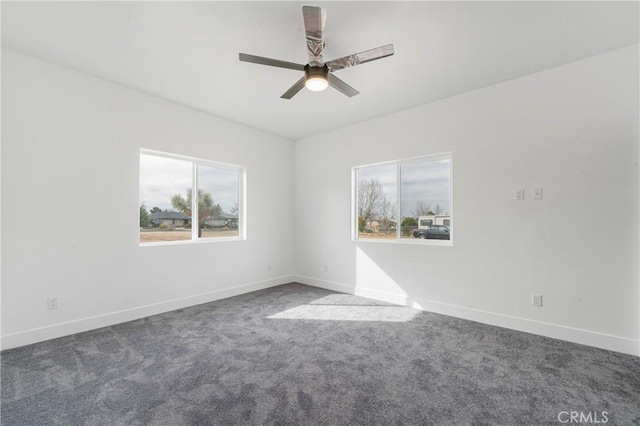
[305,76,329,91]
[304,65,329,92]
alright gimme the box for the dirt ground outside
[357,232,414,240]
[139,229,239,243]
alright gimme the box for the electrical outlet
[47,297,58,310]
[531,294,543,307]
[515,189,525,200]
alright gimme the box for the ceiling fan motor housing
[305,64,328,80]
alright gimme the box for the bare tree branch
[412,201,433,218]
[358,179,386,223]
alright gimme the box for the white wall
[1,49,295,349]
[294,46,640,356]
[3,45,639,356]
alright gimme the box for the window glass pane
[197,165,240,239]
[139,154,193,243]
[356,164,397,240]
[400,159,451,240]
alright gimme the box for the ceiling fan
[239,5,394,99]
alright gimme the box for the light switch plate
[533,188,543,200]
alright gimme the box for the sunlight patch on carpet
[267,294,419,322]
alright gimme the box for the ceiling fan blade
[281,76,306,99]
[302,5,326,66]
[326,44,395,72]
[327,73,359,97]
[239,53,305,71]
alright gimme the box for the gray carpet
[1,283,639,425]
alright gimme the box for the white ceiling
[2,1,638,140]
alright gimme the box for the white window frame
[139,149,246,246]
[352,152,453,246]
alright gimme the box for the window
[139,149,244,244]
[353,153,452,243]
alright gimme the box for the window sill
[139,236,246,247]
[353,237,452,247]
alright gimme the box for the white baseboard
[294,275,640,357]
[1,275,295,350]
